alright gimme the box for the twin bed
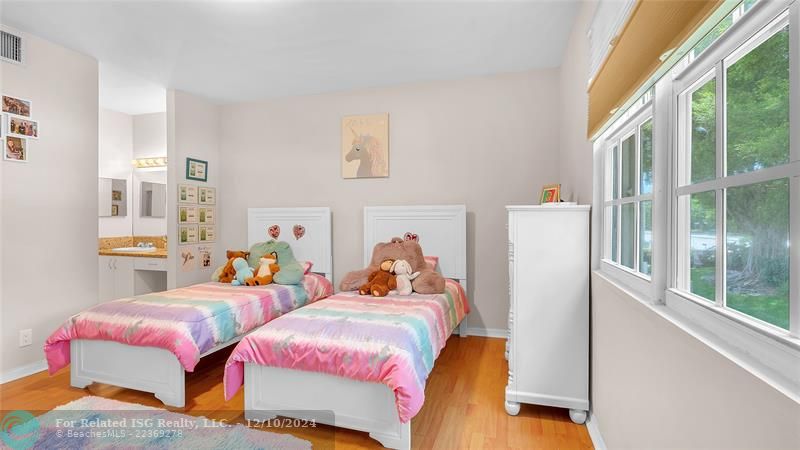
[45,205,468,450]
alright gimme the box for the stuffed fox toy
[245,252,281,286]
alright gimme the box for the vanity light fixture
[132,157,168,168]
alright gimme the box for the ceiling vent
[1,29,24,64]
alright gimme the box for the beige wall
[1,31,98,374]
[592,274,800,449]
[167,90,221,289]
[558,1,595,205]
[218,70,561,331]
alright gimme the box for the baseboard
[467,327,507,339]
[586,412,607,450]
[1,359,47,384]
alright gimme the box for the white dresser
[505,205,590,424]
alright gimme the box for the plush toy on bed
[244,255,280,286]
[390,259,420,296]
[213,250,251,283]
[230,257,255,286]
[358,258,398,297]
[246,240,305,285]
[341,237,445,294]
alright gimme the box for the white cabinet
[98,256,135,302]
[504,205,590,424]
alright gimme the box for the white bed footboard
[71,340,185,407]
[244,364,411,450]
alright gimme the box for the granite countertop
[98,236,168,258]
[98,248,168,258]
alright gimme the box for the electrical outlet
[19,329,32,347]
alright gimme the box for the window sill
[599,260,652,299]
[593,271,800,405]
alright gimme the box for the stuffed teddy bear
[359,259,397,297]
[214,250,251,283]
[390,259,419,296]
[230,257,255,286]
[245,254,280,286]
[246,240,305,285]
[341,237,445,294]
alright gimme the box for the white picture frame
[178,184,198,204]
[2,94,32,118]
[198,187,216,205]
[3,136,27,163]
[179,224,198,244]
[198,206,215,224]
[6,114,39,139]
[199,225,216,243]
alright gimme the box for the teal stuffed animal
[247,240,305,285]
[230,257,254,286]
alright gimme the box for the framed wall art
[186,158,208,182]
[341,113,388,179]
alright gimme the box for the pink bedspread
[45,275,333,374]
[224,279,469,423]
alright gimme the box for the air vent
[1,30,23,64]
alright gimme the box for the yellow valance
[588,0,723,138]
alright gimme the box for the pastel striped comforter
[45,274,333,374]
[223,279,469,423]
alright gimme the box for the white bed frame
[244,205,468,449]
[70,207,332,408]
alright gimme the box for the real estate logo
[0,410,39,450]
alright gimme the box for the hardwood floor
[0,336,593,449]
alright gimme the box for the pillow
[424,256,439,271]
[300,261,313,274]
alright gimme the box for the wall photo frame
[2,95,31,118]
[198,187,216,205]
[178,184,198,204]
[186,158,208,182]
[7,114,39,139]
[4,136,27,162]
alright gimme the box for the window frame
[670,0,800,340]
[600,100,655,296]
[593,0,800,399]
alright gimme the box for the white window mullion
[789,0,799,337]
[714,59,726,308]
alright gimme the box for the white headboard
[247,207,332,281]
[364,205,467,288]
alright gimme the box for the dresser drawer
[134,257,167,271]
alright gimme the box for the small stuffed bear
[390,259,419,296]
[215,250,251,283]
[245,254,280,286]
[230,258,254,286]
[359,258,397,297]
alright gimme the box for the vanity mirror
[98,177,127,217]
[140,181,167,218]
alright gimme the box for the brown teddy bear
[341,237,445,294]
[245,253,281,286]
[218,250,250,283]
[359,258,397,297]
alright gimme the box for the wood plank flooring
[0,336,593,449]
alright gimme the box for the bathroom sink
[112,247,157,252]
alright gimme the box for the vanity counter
[98,248,168,258]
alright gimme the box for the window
[675,8,796,331]
[603,103,654,278]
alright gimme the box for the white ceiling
[99,63,166,115]
[2,1,580,106]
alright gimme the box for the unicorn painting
[341,113,389,178]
